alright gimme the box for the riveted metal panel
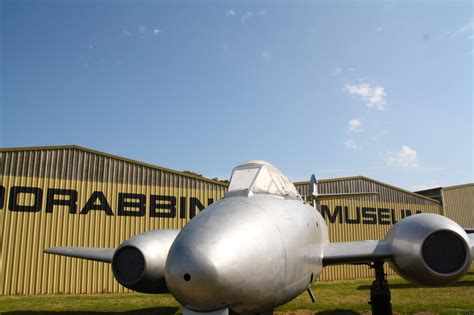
[442,184,474,228]
[0,147,227,295]
[295,180,442,281]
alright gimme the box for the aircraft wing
[322,240,391,266]
[44,247,114,263]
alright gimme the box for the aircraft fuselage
[165,195,328,314]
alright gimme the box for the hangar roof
[0,145,444,205]
[0,145,228,186]
[294,176,441,205]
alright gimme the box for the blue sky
[1,0,473,190]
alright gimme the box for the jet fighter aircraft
[45,160,474,315]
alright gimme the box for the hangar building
[415,184,474,228]
[0,146,471,296]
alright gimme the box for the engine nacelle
[112,229,180,293]
[385,213,471,286]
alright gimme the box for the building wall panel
[0,147,227,295]
[295,180,442,281]
[0,147,451,295]
[442,184,474,228]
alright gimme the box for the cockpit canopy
[226,160,302,200]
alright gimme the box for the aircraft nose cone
[165,231,224,311]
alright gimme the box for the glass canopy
[226,160,301,199]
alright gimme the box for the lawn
[1,272,473,314]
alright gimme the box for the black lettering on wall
[362,207,376,224]
[401,209,417,219]
[150,195,176,218]
[80,191,113,215]
[9,186,43,212]
[118,193,145,217]
[46,189,78,214]
[344,206,361,224]
[0,185,4,209]
[391,209,398,225]
[179,197,187,219]
[189,198,205,218]
[378,208,390,225]
[321,205,343,224]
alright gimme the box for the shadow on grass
[357,280,474,290]
[316,311,359,315]
[2,307,180,315]
[316,309,359,315]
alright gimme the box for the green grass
[1,272,473,314]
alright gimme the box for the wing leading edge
[322,240,391,266]
[324,233,474,266]
[44,247,114,263]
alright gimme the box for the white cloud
[258,9,267,16]
[333,67,342,76]
[347,118,363,132]
[385,145,418,168]
[344,139,362,151]
[260,51,270,59]
[153,29,161,35]
[226,9,236,16]
[344,83,387,110]
[139,26,146,33]
[123,29,131,36]
[376,26,384,32]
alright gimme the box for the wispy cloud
[333,67,342,76]
[241,11,253,23]
[153,29,161,36]
[370,130,389,142]
[139,26,146,33]
[376,26,384,32]
[258,9,267,16]
[260,51,270,59]
[347,118,363,132]
[446,19,474,39]
[344,139,362,151]
[226,9,236,16]
[344,83,387,110]
[123,29,131,36]
[385,145,418,168]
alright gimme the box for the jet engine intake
[385,213,471,286]
[112,229,180,293]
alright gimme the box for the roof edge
[294,175,441,204]
[442,183,474,191]
[0,145,229,187]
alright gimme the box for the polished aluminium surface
[384,213,471,286]
[43,247,114,263]
[165,195,327,313]
[44,160,474,314]
[112,229,180,293]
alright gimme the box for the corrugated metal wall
[442,184,474,228]
[295,179,443,281]
[0,147,227,295]
[0,147,449,295]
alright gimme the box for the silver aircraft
[45,160,474,315]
